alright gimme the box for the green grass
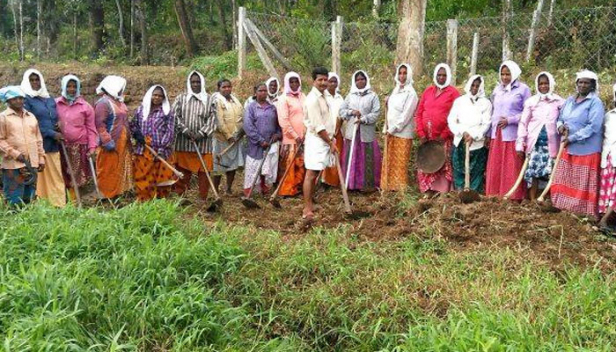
[0,200,615,350]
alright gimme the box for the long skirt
[485,130,526,200]
[418,140,452,193]
[97,129,133,199]
[174,151,213,200]
[36,152,66,207]
[60,143,91,189]
[243,144,279,195]
[277,143,305,196]
[381,135,412,191]
[3,168,36,206]
[321,130,343,186]
[452,144,488,193]
[213,138,244,174]
[599,154,616,214]
[133,149,175,202]
[341,138,382,191]
[524,127,552,188]
[551,149,600,218]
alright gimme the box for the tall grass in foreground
[1,200,615,351]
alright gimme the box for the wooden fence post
[238,6,246,80]
[332,16,343,76]
[243,20,279,81]
[502,0,512,61]
[446,19,458,85]
[247,19,293,71]
[470,32,479,77]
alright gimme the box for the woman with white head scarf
[414,63,460,196]
[515,72,565,200]
[21,69,65,207]
[321,71,345,187]
[550,70,605,218]
[130,84,175,201]
[447,75,491,192]
[94,75,132,199]
[172,70,217,202]
[276,71,307,197]
[485,60,531,200]
[55,74,97,202]
[266,77,281,103]
[599,83,616,228]
[381,63,419,191]
[339,70,382,191]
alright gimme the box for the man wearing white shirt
[302,67,337,220]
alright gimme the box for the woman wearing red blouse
[415,63,460,197]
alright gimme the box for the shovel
[191,140,222,212]
[503,157,529,200]
[334,151,352,215]
[60,141,82,207]
[88,154,117,208]
[537,139,567,202]
[215,137,242,169]
[241,143,273,209]
[269,144,303,208]
[345,120,360,189]
[144,144,184,187]
[459,141,480,204]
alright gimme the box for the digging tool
[345,120,360,189]
[21,158,38,186]
[60,141,82,207]
[459,140,480,204]
[144,144,184,187]
[241,143,273,209]
[215,137,242,169]
[537,138,567,202]
[503,157,529,200]
[335,151,352,214]
[270,144,303,208]
[191,140,222,212]
[88,155,103,199]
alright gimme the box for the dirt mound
[196,188,616,271]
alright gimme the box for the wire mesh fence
[246,6,616,92]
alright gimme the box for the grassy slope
[1,200,615,351]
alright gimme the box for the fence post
[238,6,246,80]
[470,32,479,77]
[446,19,458,85]
[332,16,343,76]
[501,0,512,61]
[547,0,556,26]
[526,0,545,62]
[243,20,279,81]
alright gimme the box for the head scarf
[432,63,452,89]
[575,69,599,94]
[20,68,50,98]
[534,71,555,100]
[350,70,372,94]
[283,72,302,96]
[393,63,414,93]
[61,74,81,104]
[464,75,485,100]
[265,77,281,99]
[96,75,127,102]
[186,70,208,103]
[141,85,170,121]
[0,86,25,103]
[499,60,522,92]
[328,72,341,94]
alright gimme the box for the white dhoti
[243,142,279,191]
[304,133,333,171]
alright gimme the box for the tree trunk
[217,0,232,50]
[37,0,42,59]
[232,0,238,50]
[395,0,427,80]
[208,0,215,25]
[10,0,22,61]
[373,0,381,18]
[19,0,24,61]
[174,0,199,57]
[136,0,149,65]
[73,11,78,59]
[501,0,512,61]
[130,0,135,58]
[90,0,105,54]
[115,0,126,46]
